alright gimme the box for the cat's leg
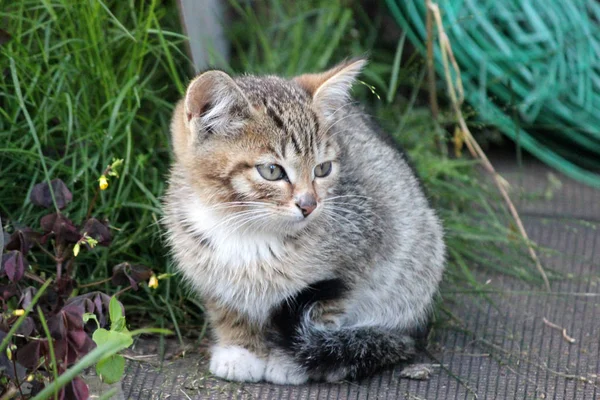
[205,300,267,382]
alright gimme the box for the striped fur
[163,59,446,384]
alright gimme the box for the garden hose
[387,0,600,187]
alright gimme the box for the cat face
[180,96,341,234]
[171,59,365,234]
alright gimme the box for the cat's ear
[184,70,253,137]
[294,58,367,119]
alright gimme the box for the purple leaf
[62,304,85,330]
[37,287,60,314]
[16,339,41,368]
[16,316,35,337]
[40,213,81,244]
[66,331,95,364]
[5,227,40,256]
[30,179,73,209]
[81,218,111,246]
[93,293,111,327]
[0,284,19,301]
[64,377,89,400]
[66,292,111,328]
[20,286,37,309]
[48,312,67,340]
[129,264,153,284]
[1,250,27,282]
[112,263,152,290]
[48,303,97,365]
[51,337,68,362]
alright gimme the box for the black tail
[269,279,417,381]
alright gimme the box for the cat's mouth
[275,206,319,231]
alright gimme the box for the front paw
[264,351,309,385]
[209,345,266,382]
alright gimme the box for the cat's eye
[256,164,287,181]
[314,161,332,178]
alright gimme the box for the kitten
[163,59,445,384]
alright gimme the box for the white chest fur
[176,198,308,323]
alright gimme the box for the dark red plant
[0,178,154,399]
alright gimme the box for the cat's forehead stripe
[235,76,328,159]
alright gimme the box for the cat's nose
[295,193,317,217]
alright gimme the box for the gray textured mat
[117,155,600,399]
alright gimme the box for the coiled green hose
[387,0,600,187]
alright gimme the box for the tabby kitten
[163,59,445,384]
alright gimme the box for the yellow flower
[26,375,34,382]
[73,242,81,257]
[13,309,25,317]
[99,175,109,190]
[148,275,158,289]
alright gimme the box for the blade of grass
[9,57,58,213]
[37,307,59,400]
[386,31,406,103]
[97,0,136,42]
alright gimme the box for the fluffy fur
[163,58,446,384]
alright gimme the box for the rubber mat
[116,154,600,399]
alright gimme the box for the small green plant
[86,296,132,384]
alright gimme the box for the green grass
[0,0,543,338]
[0,0,190,331]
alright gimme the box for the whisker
[320,101,360,137]
[200,209,268,239]
[220,213,271,242]
[324,205,373,224]
[321,112,365,139]
[322,209,363,235]
[324,194,373,202]
[324,201,381,220]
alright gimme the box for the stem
[55,243,64,281]
[427,1,550,291]
[56,261,62,281]
[114,285,133,297]
[65,257,75,277]
[24,272,45,284]
[35,241,58,262]
[37,307,59,400]
[85,189,100,221]
[425,0,439,120]
[12,358,24,399]
[78,276,112,288]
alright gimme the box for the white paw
[209,345,266,382]
[264,352,309,385]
